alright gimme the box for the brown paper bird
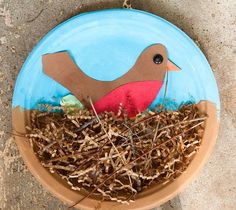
[42,44,180,117]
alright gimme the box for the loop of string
[123,0,132,8]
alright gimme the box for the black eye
[153,54,163,64]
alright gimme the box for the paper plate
[12,9,220,210]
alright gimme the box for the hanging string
[123,0,132,8]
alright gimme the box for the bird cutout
[42,44,180,117]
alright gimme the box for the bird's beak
[167,60,181,71]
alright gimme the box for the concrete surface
[0,0,235,210]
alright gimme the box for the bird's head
[133,44,180,82]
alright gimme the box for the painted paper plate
[12,9,220,210]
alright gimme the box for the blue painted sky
[12,9,220,113]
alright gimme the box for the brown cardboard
[42,44,168,106]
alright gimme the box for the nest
[26,103,206,205]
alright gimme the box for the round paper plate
[12,9,220,210]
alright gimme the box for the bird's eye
[153,54,163,64]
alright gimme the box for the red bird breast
[94,81,163,117]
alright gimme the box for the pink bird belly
[94,81,163,117]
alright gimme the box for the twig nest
[26,104,206,204]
